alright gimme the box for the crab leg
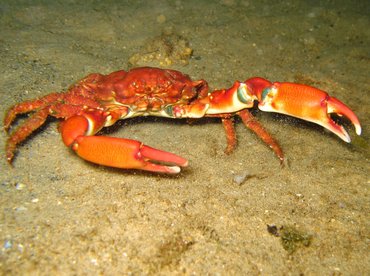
[215,111,284,161]
[238,109,284,162]
[221,116,237,154]
[60,111,188,173]
[182,78,361,143]
[175,77,361,163]
[5,108,50,163]
[4,93,63,130]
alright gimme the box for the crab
[4,67,361,173]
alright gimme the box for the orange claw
[246,79,362,143]
[60,113,188,173]
[71,136,188,174]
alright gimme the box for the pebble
[15,182,26,190]
[3,239,12,249]
[18,244,24,253]
[233,171,250,185]
[14,206,27,212]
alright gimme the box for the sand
[1,0,369,274]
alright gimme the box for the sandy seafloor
[0,0,369,275]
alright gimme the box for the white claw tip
[167,166,181,174]
[355,125,362,136]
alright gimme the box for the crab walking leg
[60,113,188,173]
[248,80,362,142]
[238,110,284,162]
[6,108,50,163]
[221,117,237,154]
[217,112,284,161]
[4,93,63,130]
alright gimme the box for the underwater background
[0,0,369,274]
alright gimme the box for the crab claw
[245,78,362,142]
[71,136,188,174]
[60,114,188,174]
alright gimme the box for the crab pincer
[60,112,187,174]
[71,136,188,174]
[245,78,362,142]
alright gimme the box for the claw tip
[167,166,181,174]
[355,125,362,136]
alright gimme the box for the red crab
[4,67,361,173]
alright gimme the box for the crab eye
[164,105,174,117]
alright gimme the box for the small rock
[3,239,12,249]
[15,182,26,190]
[233,171,250,185]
